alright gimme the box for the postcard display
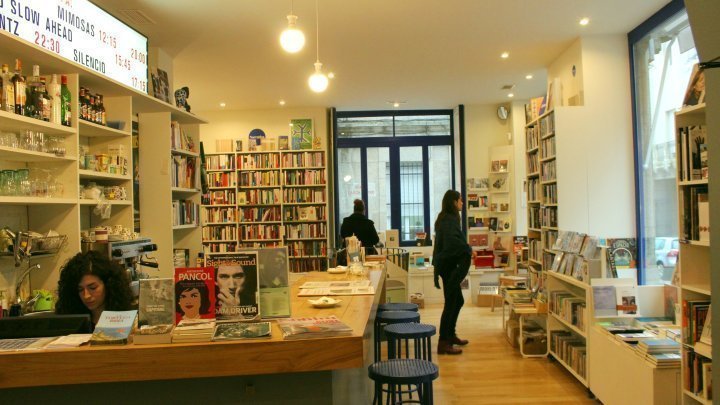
[201,150,329,272]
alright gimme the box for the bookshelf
[201,149,329,272]
[674,103,712,404]
[525,113,542,290]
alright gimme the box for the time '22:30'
[34,31,60,53]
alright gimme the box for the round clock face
[497,106,508,120]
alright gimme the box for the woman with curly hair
[55,251,134,325]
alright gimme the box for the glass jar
[16,169,30,196]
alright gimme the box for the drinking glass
[16,169,30,196]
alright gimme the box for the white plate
[327,267,348,274]
[308,297,342,308]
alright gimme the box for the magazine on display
[237,246,291,319]
[277,316,353,340]
[205,252,261,321]
[212,321,272,341]
[174,267,217,325]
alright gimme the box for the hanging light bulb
[308,0,329,93]
[309,62,329,92]
[280,1,305,53]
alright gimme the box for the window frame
[333,109,456,247]
[629,0,687,285]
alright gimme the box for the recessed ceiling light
[328,72,335,79]
[279,99,286,106]
[219,102,226,108]
[508,93,514,98]
[501,52,509,59]
[525,74,533,80]
[579,17,590,26]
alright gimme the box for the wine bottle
[11,59,26,116]
[0,64,14,113]
[48,74,61,125]
[26,64,42,119]
[60,75,72,127]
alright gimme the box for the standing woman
[432,190,474,355]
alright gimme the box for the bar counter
[0,269,386,404]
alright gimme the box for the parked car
[655,237,679,269]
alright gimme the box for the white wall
[463,104,511,180]
[547,38,584,107]
[199,107,328,153]
[510,101,528,235]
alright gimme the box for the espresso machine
[82,238,158,297]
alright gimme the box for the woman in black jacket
[432,190,474,354]
[340,199,379,255]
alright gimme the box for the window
[334,111,455,246]
[630,2,697,284]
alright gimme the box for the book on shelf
[212,321,272,340]
[683,300,710,346]
[172,319,216,343]
[174,267,217,325]
[204,252,260,321]
[699,307,712,345]
[173,249,190,268]
[469,233,488,248]
[89,310,137,345]
[133,324,174,345]
[683,63,706,107]
[138,278,175,327]
[276,316,353,340]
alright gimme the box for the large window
[631,2,697,284]
[334,111,455,246]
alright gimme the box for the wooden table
[0,269,386,404]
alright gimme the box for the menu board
[0,0,149,93]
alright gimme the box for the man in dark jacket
[340,199,379,255]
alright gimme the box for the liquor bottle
[39,77,51,122]
[26,64,42,119]
[60,75,71,127]
[11,59,26,116]
[89,94,96,123]
[79,87,87,121]
[0,64,14,113]
[48,74,61,125]
[98,94,106,125]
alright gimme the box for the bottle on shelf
[39,77,51,122]
[25,64,42,119]
[1,64,14,113]
[48,74,62,125]
[97,94,106,126]
[12,59,26,116]
[60,75,71,127]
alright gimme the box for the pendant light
[308,0,329,93]
[280,0,305,53]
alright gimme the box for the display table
[0,269,386,404]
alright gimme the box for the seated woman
[55,251,134,326]
[340,199,380,256]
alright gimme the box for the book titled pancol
[205,252,260,321]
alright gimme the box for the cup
[94,228,108,242]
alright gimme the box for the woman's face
[454,198,463,211]
[179,288,201,318]
[78,275,106,313]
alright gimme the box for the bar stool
[368,358,439,405]
[374,310,421,362]
[378,302,419,313]
[384,323,436,362]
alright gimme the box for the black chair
[374,310,421,362]
[368,359,439,405]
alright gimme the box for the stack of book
[172,319,216,343]
[636,338,681,368]
[277,316,353,340]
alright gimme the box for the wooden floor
[418,303,596,404]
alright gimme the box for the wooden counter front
[0,269,385,389]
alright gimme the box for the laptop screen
[0,314,92,339]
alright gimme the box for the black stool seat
[384,323,435,338]
[379,302,419,312]
[385,323,436,362]
[377,310,420,324]
[369,359,439,404]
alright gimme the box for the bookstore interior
[0,0,718,403]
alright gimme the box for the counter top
[0,269,385,389]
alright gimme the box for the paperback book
[205,252,260,321]
[174,267,217,325]
[605,238,637,278]
[139,278,175,327]
[89,310,138,345]
[212,321,272,340]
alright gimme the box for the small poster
[291,119,313,150]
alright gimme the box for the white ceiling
[93,0,670,112]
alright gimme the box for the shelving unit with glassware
[0,29,207,300]
[674,102,712,404]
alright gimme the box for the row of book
[243,189,282,205]
[202,225,237,241]
[539,112,555,136]
[281,151,326,167]
[677,125,707,182]
[541,160,556,182]
[239,171,281,187]
[526,125,540,151]
[540,206,558,228]
[527,153,539,174]
[468,193,489,209]
[170,121,194,153]
[205,154,235,170]
[288,257,328,272]
[284,205,325,222]
[528,205,540,229]
[550,330,587,379]
[204,242,237,253]
[238,153,281,169]
[286,223,327,239]
[527,178,540,202]
[207,171,236,188]
[241,206,281,222]
[550,252,591,282]
[287,240,327,257]
[283,188,326,204]
[681,185,709,242]
[683,349,712,400]
[171,156,199,189]
[549,291,586,332]
[239,224,282,240]
[172,200,200,227]
[283,170,326,186]
[542,183,557,204]
[540,137,555,159]
[683,300,710,345]
[529,239,542,262]
[545,230,558,250]
[203,189,236,205]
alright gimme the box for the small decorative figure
[174,87,191,112]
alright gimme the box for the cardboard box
[505,319,519,348]
[476,293,501,307]
[410,297,425,309]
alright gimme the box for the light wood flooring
[417,303,596,404]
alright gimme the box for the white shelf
[171,149,199,157]
[489,190,509,194]
[171,187,201,193]
[241,221,283,225]
[0,146,76,162]
[694,342,712,359]
[173,224,199,230]
[236,151,279,155]
[284,202,326,206]
[238,203,283,207]
[549,349,588,387]
[528,227,542,232]
[683,390,712,405]
[79,120,131,138]
[529,258,543,265]
[202,204,235,207]
[550,312,587,338]
[205,168,235,172]
[541,132,556,140]
[527,200,541,204]
[202,239,236,243]
[547,271,589,290]
[541,180,557,185]
[527,171,540,177]
[468,227,489,232]
[78,169,131,181]
[681,240,709,247]
[243,238,282,242]
[678,179,708,186]
[203,222,238,226]
[0,196,77,205]
[79,199,132,206]
[682,284,711,296]
[0,109,75,135]
[284,220,325,224]
[527,146,539,153]
[468,207,489,212]
[675,103,706,116]
[540,156,556,162]
[488,171,510,175]
[467,188,489,192]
